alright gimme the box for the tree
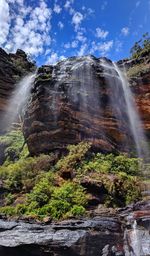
[130,33,150,59]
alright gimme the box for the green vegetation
[0,154,54,192]
[130,32,150,59]
[77,153,140,176]
[0,137,142,220]
[0,130,29,164]
[35,73,52,83]
[127,62,150,78]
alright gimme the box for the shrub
[0,206,15,216]
[0,130,29,164]
[27,173,55,207]
[56,141,91,174]
[77,153,140,176]
[26,181,87,219]
[70,205,86,217]
[0,154,53,192]
[5,193,15,205]
[111,154,140,175]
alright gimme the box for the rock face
[130,73,150,139]
[0,217,124,256]
[23,56,134,156]
[0,48,35,133]
[119,52,150,139]
[0,201,149,256]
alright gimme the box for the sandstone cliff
[23,53,150,156]
[0,48,149,156]
[23,56,134,156]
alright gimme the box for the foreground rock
[0,200,149,256]
[0,217,126,256]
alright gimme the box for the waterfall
[69,57,100,114]
[2,72,36,131]
[113,63,149,160]
[124,219,150,256]
[101,58,148,159]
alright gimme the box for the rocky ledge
[0,200,149,256]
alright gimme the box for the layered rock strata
[23,56,133,155]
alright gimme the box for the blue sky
[0,0,150,65]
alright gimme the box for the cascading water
[124,217,150,256]
[113,63,149,160]
[101,58,149,160]
[51,56,106,142]
[2,72,36,131]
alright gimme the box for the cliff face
[23,56,134,156]
[119,52,150,139]
[0,48,149,156]
[130,71,150,139]
[0,48,35,133]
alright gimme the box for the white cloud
[8,0,24,5]
[98,41,113,54]
[58,21,64,29]
[71,40,78,48]
[64,43,71,49]
[87,8,94,15]
[64,0,74,9]
[96,27,109,39]
[90,40,113,55]
[0,0,10,45]
[115,40,123,52]
[76,31,87,43]
[54,4,62,14]
[2,0,52,58]
[64,40,78,49]
[72,12,84,30]
[46,52,59,64]
[101,1,108,11]
[77,43,87,56]
[136,1,141,7]
[121,27,129,36]
[46,53,66,64]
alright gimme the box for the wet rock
[0,217,124,256]
[23,55,134,156]
[0,48,35,133]
[0,200,149,256]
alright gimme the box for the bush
[70,205,86,217]
[0,206,15,216]
[56,141,91,174]
[77,153,140,176]
[26,181,87,219]
[0,130,29,164]
[27,173,55,207]
[0,154,53,192]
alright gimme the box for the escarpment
[0,48,149,156]
[23,56,135,156]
